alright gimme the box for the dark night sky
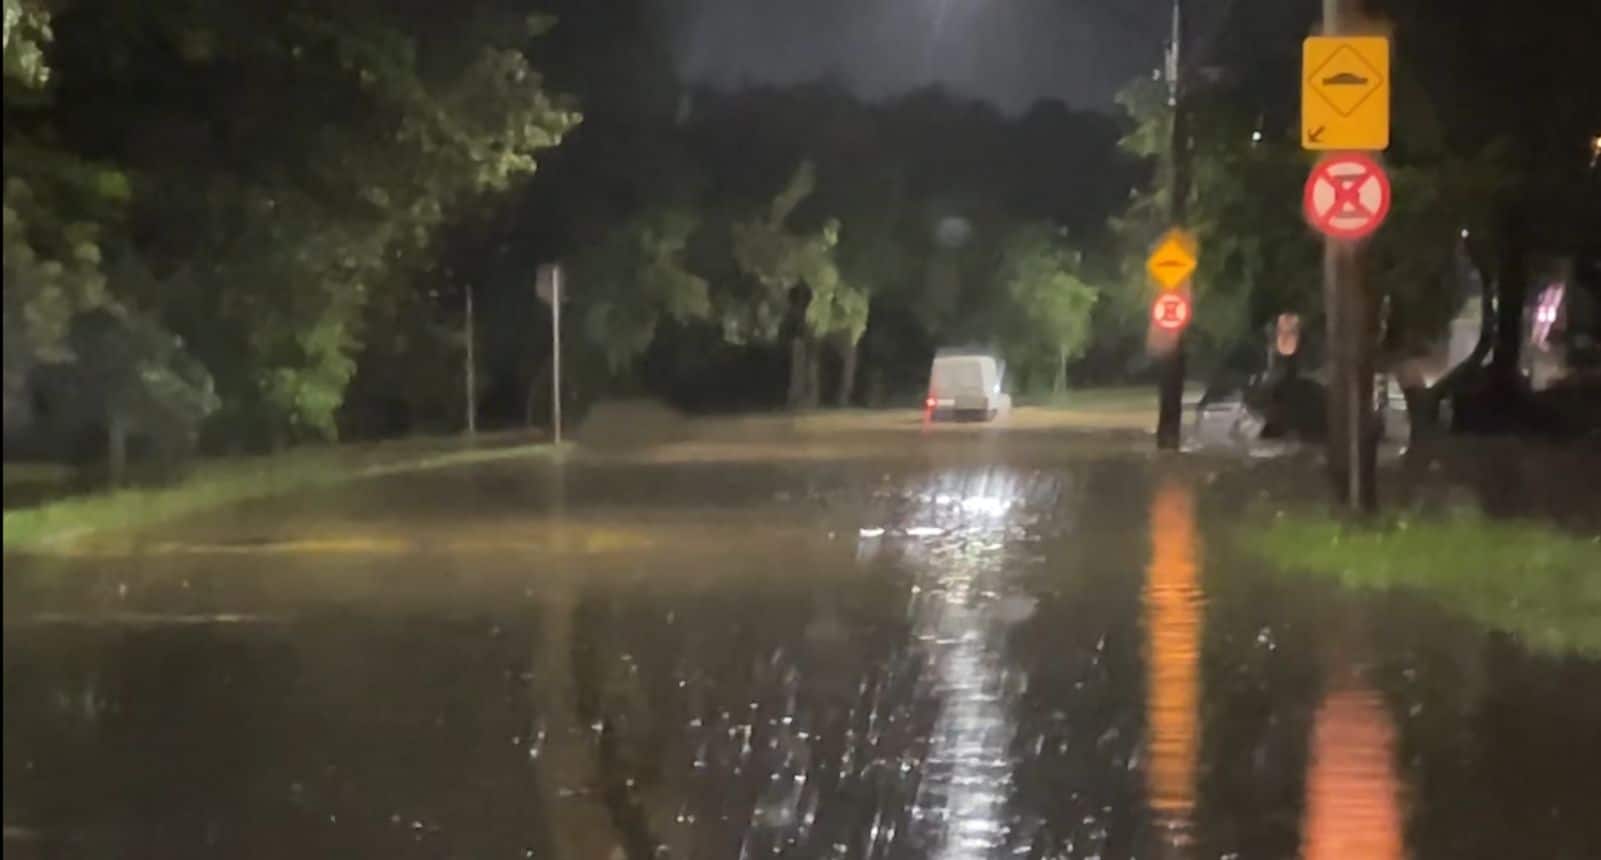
[662,0,1233,113]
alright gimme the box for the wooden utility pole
[464,284,477,437]
[1321,0,1377,511]
[1156,0,1190,450]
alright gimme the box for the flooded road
[5,425,1601,858]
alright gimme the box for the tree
[995,224,1100,394]
[815,282,870,406]
[1,150,127,433]
[2,0,132,437]
[578,207,711,373]
[1372,144,1512,416]
[3,0,51,87]
[1111,76,1321,381]
[730,161,851,408]
[1110,71,1507,393]
[42,2,580,446]
[62,308,218,485]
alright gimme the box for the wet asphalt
[4,420,1600,859]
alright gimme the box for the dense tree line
[5,0,1595,483]
[450,77,1139,419]
[4,0,577,474]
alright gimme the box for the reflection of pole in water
[1302,681,1405,860]
[1143,478,1202,844]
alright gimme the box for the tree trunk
[836,337,859,408]
[1396,359,1436,446]
[1423,240,1495,430]
[787,335,808,410]
[804,338,822,409]
[1053,344,1069,395]
[107,408,128,488]
[1489,206,1527,386]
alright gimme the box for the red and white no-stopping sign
[1151,292,1191,331]
[1304,153,1391,240]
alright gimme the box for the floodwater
[5,422,1600,859]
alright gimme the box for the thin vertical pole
[464,284,477,437]
[1157,0,1189,450]
[1321,0,1376,512]
[552,266,562,446]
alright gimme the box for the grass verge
[1244,508,1601,658]
[3,433,556,553]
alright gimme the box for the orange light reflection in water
[1302,682,1406,860]
[1143,479,1203,834]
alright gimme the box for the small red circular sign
[1151,293,1191,331]
[1304,153,1391,240]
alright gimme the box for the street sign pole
[1316,0,1377,512]
[537,263,564,446]
[1157,0,1189,451]
[465,284,477,438]
[552,265,562,447]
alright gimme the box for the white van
[925,351,1012,421]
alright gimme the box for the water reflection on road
[4,434,1601,857]
[1302,677,1404,860]
[888,469,1048,858]
[1142,478,1202,851]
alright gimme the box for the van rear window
[932,361,983,392]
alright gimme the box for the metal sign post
[552,266,561,446]
[1147,224,1198,449]
[465,285,477,437]
[537,263,564,445]
[1303,6,1389,512]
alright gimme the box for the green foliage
[3,432,554,551]
[5,1,581,444]
[255,316,356,441]
[580,208,712,371]
[2,141,133,425]
[995,223,1100,390]
[1110,73,1511,376]
[729,161,859,345]
[3,177,109,363]
[1111,77,1319,373]
[812,280,870,346]
[1372,143,1514,356]
[730,162,845,344]
[66,307,219,435]
[3,0,51,86]
[1247,508,1601,658]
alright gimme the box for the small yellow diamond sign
[1302,36,1390,150]
[1146,229,1197,291]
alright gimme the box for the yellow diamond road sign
[1302,36,1390,151]
[1146,229,1197,291]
